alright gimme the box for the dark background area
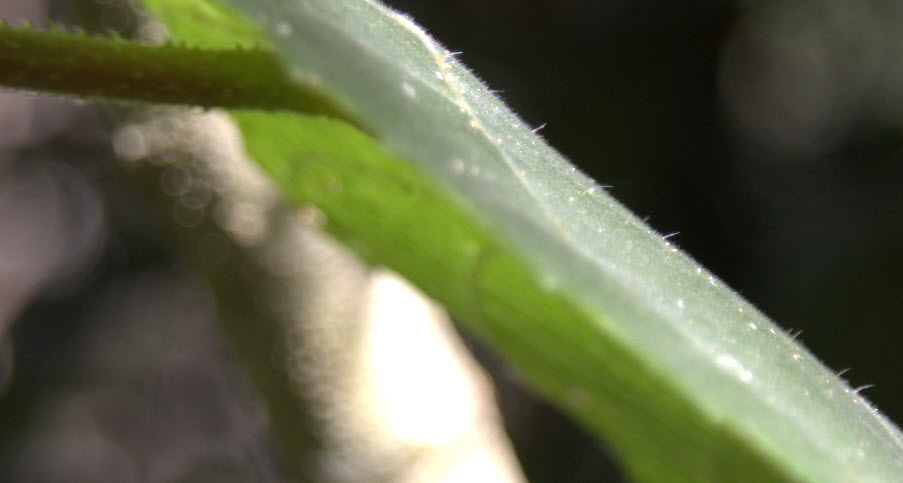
[2,0,902,482]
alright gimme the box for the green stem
[0,21,362,127]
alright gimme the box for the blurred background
[1,0,902,481]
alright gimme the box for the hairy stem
[0,21,362,127]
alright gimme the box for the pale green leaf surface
[141,0,903,481]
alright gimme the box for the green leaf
[137,1,903,481]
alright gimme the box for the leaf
[141,0,903,481]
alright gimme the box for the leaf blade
[143,0,903,481]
